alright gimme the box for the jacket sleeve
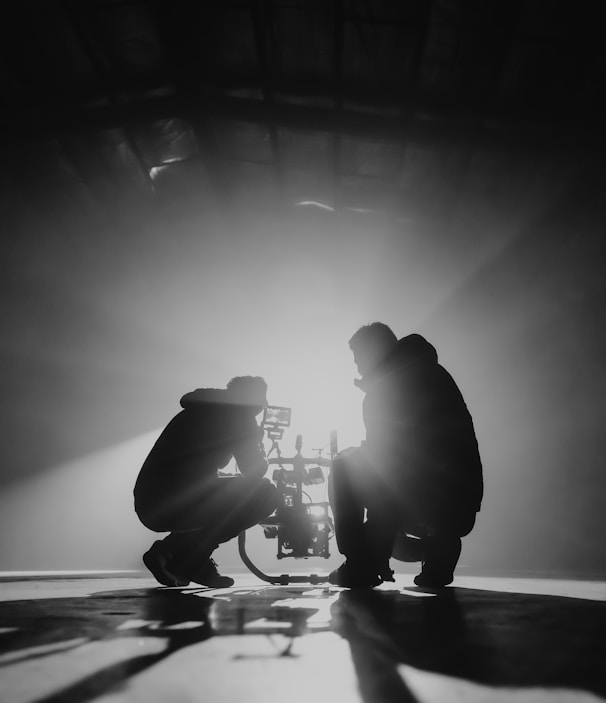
[233,425,268,478]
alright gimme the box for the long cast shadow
[2,584,605,703]
[331,586,606,702]
[0,584,331,703]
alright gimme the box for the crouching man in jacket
[134,375,276,587]
[328,323,483,589]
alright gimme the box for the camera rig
[237,405,337,585]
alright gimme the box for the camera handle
[238,530,329,585]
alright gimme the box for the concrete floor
[1,571,605,703]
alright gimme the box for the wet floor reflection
[0,583,605,703]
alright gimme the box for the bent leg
[142,475,276,584]
[328,448,401,587]
[328,449,369,560]
[413,511,477,587]
[364,489,400,575]
[164,476,276,564]
[414,534,461,587]
[199,475,278,543]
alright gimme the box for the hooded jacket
[358,334,483,526]
[134,388,268,504]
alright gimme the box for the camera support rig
[237,406,338,585]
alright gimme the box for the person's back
[361,333,483,530]
[135,388,264,525]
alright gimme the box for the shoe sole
[188,576,235,588]
[328,575,382,589]
[413,575,453,588]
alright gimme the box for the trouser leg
[414,534,462,587]
[159,476,277,572]
[329,448,400,570]
[364,493,399,572]
[161,530,212,574]
[328,452,368,561]
[412,506,476,583]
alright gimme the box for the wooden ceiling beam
[3,89,603,155]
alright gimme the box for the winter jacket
[358,334,483,527]
[134,388,268,502]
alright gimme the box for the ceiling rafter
[6,85,601,155]
[1,0,605,222]
[62,0,157,195]
[330,0,347,212]
[249,0,284,199]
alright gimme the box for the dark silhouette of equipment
[238,405,337,584]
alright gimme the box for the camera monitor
[262,405,292,429]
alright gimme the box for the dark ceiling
[2,0,605,222]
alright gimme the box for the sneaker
[328,560,383,589]
[143,541,190,587]
[186,557,235,588]
[413,568,454,588]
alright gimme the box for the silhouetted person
[328,323,483,588]
[134,375,277,587]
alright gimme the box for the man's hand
[233,438,269,479]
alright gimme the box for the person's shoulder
[395,334,438,365]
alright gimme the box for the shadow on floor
[0,584,605,703]
[332,586,606,702]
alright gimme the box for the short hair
[348,322,398,352]
[226,375,268,406]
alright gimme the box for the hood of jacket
[180,387,252,410]
[355,333,438,391]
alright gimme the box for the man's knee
[221,477,277,537]
[228,475,277,518]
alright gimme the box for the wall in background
[1,147,605,578]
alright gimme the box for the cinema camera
[237,405,337,585]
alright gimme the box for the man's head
[348,322,398,377]
[226,376,268,413]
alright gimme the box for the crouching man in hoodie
[134,376,276,587]
[328,323,483,589]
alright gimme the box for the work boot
[185,557,235,588]
[413,535,461,588]
[328,559,383,589]
[143,541,190,587]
